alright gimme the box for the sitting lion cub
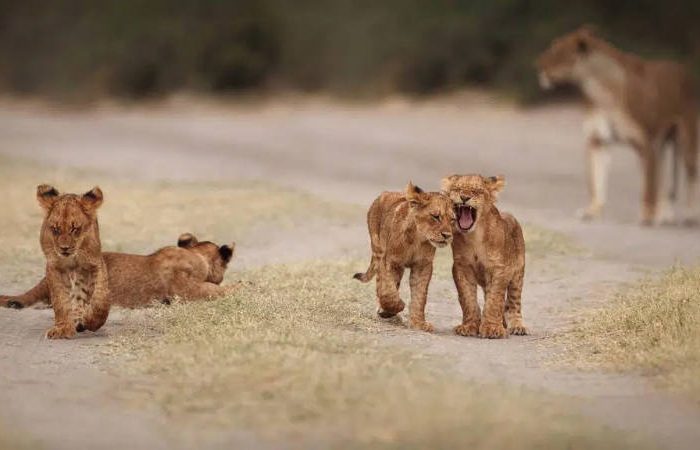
[354,182,455,331]
[1,233,236,309]
[442,175,528,339]
[36,185,110,339]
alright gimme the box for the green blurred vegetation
[0,0,698,102]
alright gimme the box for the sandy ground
[1,94,700,449]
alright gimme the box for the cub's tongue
[459,207,474,230]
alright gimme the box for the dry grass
[110,259,643,449]
[562,266,700,401]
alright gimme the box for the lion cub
[36,185,110,339]
[354,183,455,331]
[442,175,527,339]
[1,233,236,309]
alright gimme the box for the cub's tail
[353,256,377,283]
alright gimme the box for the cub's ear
[37,184,60,210]
[440,175,458,194]
[177,233,198,248]
[405,182,426,207]
[81,187,103,211]
[484,176,506,195]
[219,243,235,263]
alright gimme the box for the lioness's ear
[219,244,235,263]
[37,184,59,210]
[440,175,458,194]
[81,187,103,211]
[177,233,198,248]
[484,175,506,194]
[405,182,426,207]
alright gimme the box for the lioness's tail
[353,256,378,282]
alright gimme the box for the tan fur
[442,175,527,339]
[536,26,698,225]
[354,183,455,332]
[35,185,110,339]
[0,233,236,309]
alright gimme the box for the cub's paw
[479,322,507,339]
[454,322,480,337]
[46,325,76,340]
[508,324,529,336]
[376,298,405,318]
[409,320,434,333]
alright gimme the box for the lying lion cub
[354,182,455,331]
[442,175,528,339]
[35,185,111,339]
[1,233,236,309]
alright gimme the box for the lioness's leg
[640,148,660,226]
[408,262,433,332]
[678,118,699,224]
[579,136,611,221]
[505,270,528,336]
[655,135,679,225]
[376,261,405,318]
[480,280,508,339]
[452,262,479,336]
[1,278,51,309]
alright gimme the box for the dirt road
[1,94,699,449]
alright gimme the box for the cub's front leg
[375,261,405,318]
[408,262,433,332]
[452,261,480,337]
[480,280,508,339]
[45,273,77,339]
[82,264,110,332]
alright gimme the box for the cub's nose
[441,231,452,240]
[460,195,471,203]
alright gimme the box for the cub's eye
[51,226,60,236]
[70,225,81,235]
[431,214,440,222]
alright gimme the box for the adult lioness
[1,233,236,309]
[354,183,455,332]
[536,26,698,225]
[36,185,110,339]
[442,175,527,339]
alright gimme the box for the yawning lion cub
[442,175,528,339]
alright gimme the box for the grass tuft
[562,266,700,401]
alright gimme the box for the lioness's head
[37,184,103,258]
[177,233,235,284]
[405,182,455,248]
[441,175,505,234]
[535,25,599,89]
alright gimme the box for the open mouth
[58,250,73,257]
[456,205,476,232]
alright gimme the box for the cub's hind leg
[376,262,405,318]
[505,271,528,336]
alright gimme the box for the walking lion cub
[354,183,455,332]
[36,185,110,339]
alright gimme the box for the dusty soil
[1,93,699,449]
